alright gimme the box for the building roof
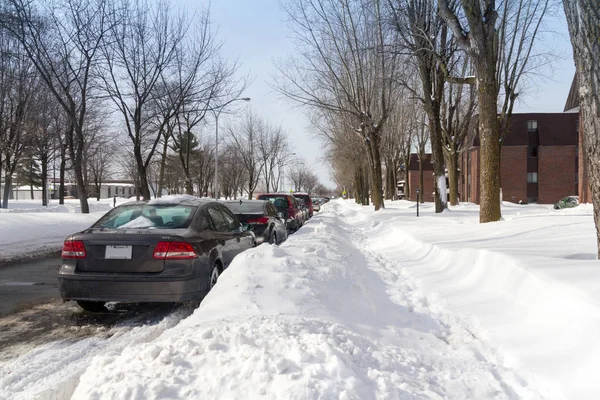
[468,112,578,147]
[564,74,579,112]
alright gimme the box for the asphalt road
[0,255,62,317]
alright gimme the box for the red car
[256,193,303,233]
[293,193,314,218]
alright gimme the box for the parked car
[312,198,322,212]
[295,198,309,225]
[256,193,302,233]
[58,196,255,312]
[223,199,287,245]
[554,195,579,210]
[293,193,314,218]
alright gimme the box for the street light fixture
[213,97,251,199]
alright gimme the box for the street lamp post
[213,97,251,199]
[416,187,420,217]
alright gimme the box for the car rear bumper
[58,274,207,303]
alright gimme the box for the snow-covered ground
[2,199,597,399]
[0,198,129,264]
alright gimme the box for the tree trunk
[445,148,459,206]
[133,147,151,200]
[157,138,169,198]
[366,132,384,210]
[563,0,600,258]
[59,142,66,205]
[69,124,90,214]
[41,152,48,206]
[2,172,11,208]
[477,77,502,222]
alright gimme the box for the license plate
[105,245,132,259]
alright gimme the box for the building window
[527,172,538,183]
[527,120,538,132]
[528,147,538,157]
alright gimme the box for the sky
[186,1,576,190]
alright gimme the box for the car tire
[209,264,220,291]
[76,301,107,312]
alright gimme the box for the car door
[206,206,236,267]
[266,202,285,241]
[218,205,253,254]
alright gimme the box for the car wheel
[76,301,107,312]
[209,264,220,291]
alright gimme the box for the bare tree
[257,123,289,193]
[563,0,600,257]
[100,0,186,200]
[0,24,35,208]
[276,0,401,210]
[388,0,453,211]
[3,0,112,213]
[226,112,264,199]
[438,0,553,222]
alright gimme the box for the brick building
[397,154,440,201]
[460,112,579,204]
[564,75,592,203]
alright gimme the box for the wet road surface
[0,255,62,317]
[0,256,196,364]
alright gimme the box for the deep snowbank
[345,200,598,399]
[70,202,540,400]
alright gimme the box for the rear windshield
[257,195,289,209]
[294,194,311,203]
[225,202,264,214]
[93,204,197,229]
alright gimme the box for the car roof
[223,199,266,204]
[144,195,216,207]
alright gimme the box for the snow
[1,198,599,399]
[147,194,199,205]
[0,198,131,264]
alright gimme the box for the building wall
[461,148,480,203]
[500,147,528,203]
[538,145,577,204]
[578,118,592,203]
[408,170,435,202]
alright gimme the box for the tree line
[0,0,328,211]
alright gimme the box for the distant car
[223,199,287,245]
[256,193,302,233]
[58,196,255,312]
[293,193,314,218]
[554,196,579,210]
[312,198,322,212]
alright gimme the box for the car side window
[219,206,242,232]
[266,203,277,216]
[207,207,228,232]
[196,211,215,231]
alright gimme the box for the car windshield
[93,203,197,229]
[226,202,264,214]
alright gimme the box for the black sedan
[58,196,255,311]
[223,199,288,245]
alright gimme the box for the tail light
[247,217,270,225]
[62,240,87,259]
[153,241,197,260]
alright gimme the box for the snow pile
[0,198,130,264]
[70,202,540,400]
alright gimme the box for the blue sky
[187,1,576,189]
